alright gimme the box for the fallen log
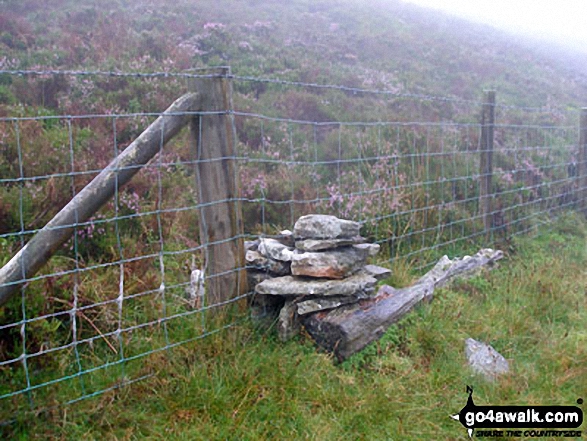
[302,249,503,361]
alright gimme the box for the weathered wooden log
[0,93,201,307]
[302,249,503,361]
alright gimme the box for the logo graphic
[451,386,583,438]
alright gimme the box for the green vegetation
[1,213,585,440]
[1,0,586,436]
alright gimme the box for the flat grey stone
[295,237,364,251]
[465,338,510,381]
[255,271,377,297]
[293,214,360,240]
[353,243,380,257]
[363,264,391,281]
[291,246,368,279]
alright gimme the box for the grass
[2,212,586,440]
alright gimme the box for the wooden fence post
[480,90,495,238]
[189,68,248,308]
[579,108,587,211]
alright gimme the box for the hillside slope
[1,0,587,110]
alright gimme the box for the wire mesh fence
[0,69,584,422]
[233,81,582,270]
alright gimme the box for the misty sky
[403,0,586,52]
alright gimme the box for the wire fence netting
[0,70,584,422]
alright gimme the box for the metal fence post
[189,68,248,308]
[480,90,495,238]
[579,108,587,211]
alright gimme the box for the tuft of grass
[2,215,586,440]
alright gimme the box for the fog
[402,0,587,55]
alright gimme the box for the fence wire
[0,70,584,423]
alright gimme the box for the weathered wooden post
[0,93,201,307]
[189,68,248,308]
[479,91,495,238]
[579,108,587,211]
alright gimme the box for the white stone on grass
[465,338,510,381]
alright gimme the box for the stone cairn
[246,214,391,341]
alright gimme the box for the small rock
[258,238,295,262]
[353,243,380,257]
[465,338,510,381]
[246,249,267,266]
[244,240,259,252]
[275,230,295,247]
[363,264,392,281]
[245,250,291,276]
[293,214,360,240]
[291,246,368,279]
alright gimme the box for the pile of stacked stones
[246,214,391,341]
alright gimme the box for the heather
[0,0,586,437]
